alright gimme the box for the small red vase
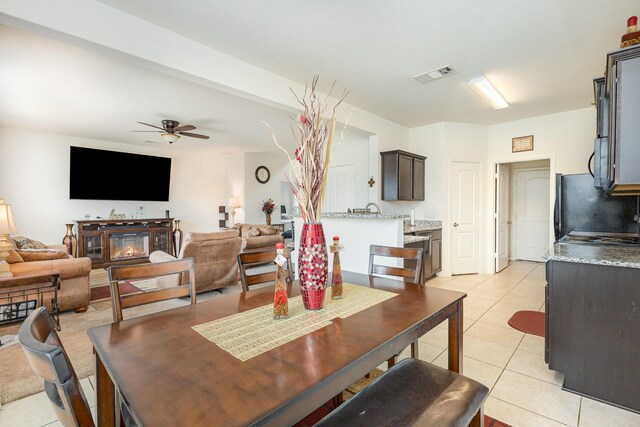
[298,222,328,309]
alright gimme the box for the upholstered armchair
[149,230,242,293]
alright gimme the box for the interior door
[324,164,355,212]
[515,168,550,261]
[495,164,510,272]
[451,161,481,274]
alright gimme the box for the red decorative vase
[298,222,328,310]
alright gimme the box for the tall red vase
[298,222,328,309]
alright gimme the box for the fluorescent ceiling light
[468,76,508,110]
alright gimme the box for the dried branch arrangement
[264,76,348,223]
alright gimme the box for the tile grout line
[489,395,575,427]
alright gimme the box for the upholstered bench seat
[315,358,489,427]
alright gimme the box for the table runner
[192,283,397,361]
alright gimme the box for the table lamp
[0,199,17,278]
[228,196,242,225]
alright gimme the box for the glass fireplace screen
[109,232,150,261]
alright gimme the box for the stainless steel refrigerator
[554,173,638,240]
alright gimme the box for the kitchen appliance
[558,231,640,245]
[554,173,638,240]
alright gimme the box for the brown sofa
[231,223,283,252]
[149,230,242,293]
[4,241,92,313]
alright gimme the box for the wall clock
[255,165,270,184]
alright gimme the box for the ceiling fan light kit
[133,119,209,143]
[162,133,180,143]
[468,76,509,110]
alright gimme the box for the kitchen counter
[403,219,442,234]
[403,235,429,244]
[321,212,409,219]
[544,241,640,269]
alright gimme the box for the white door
[324,164,355,212]
[515,169,550,261]
[451,161,481,274]
[495,164,510,272]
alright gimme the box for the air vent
[414,66,456,83]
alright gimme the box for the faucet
[365,202,381,214]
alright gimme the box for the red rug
[508,310,545,337]
[90,282,141,302]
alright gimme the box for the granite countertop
[403,235,430,244]
[321,212,410,219]
[403,219,442,233]
[544,242,640,269]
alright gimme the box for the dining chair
[315,358,489,427]
[107,257,196,322]
[368,244,424,367]
[18,306,95,427]
[368,244,424,284]
[237,248,293,292]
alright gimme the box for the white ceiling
[97,0,638,126]
[1,2,638,151]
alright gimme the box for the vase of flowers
[265,76,347,309]
[262,198,275,225]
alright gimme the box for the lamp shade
[162,133,180,143]
[0,204,17,234]
[229,196,242,209]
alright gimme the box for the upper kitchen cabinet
[604,44,640,194]
[380,150,426,201]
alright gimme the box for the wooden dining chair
[369,244,424,284]
[107,258,196,322]
[19,306,95,427]
[237,249,293,292]
[369,244,424,368]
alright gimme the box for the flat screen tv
[69,146,171,201]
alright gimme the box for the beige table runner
[192,283,397,361]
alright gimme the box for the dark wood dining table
[88,271,465,426]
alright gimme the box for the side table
[0,270,61,330]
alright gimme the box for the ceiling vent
[414,66,456,83]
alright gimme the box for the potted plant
[261,198,275,225]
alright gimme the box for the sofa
[149,229,242,293]
[3,237,92,313]
[231,223,283,252]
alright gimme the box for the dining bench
[315,358,489,426]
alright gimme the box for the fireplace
[109,232,150,262]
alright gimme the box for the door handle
[453,222,459,227]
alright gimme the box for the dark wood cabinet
[381,150,426,201]
[546,260,640,412]
[404,229,442,284]
[76,218,174,268]
[595,44,640,194]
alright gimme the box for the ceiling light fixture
[467,76,509,110]
[161,133,180,143]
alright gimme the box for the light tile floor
[2,261,640,427]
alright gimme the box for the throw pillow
[6,249,24,264]
[245,228,260,238]
[17,249,69,262]
[258,225,277,236]
[12,235,47,250]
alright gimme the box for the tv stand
[75,218,174,268]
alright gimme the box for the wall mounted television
[69,146,172,201]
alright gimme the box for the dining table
[87,271,466,426]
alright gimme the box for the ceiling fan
[132,119,210,143]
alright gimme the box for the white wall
[0,127,227,243]
[243,152,288,224]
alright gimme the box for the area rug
[508,310,545,337]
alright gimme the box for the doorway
[494,160,551,270]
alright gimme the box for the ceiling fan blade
[137,121,165,131]
[174,124,196,132]
[131,130,162,133]
[179,132,210,139]
[145,140,161,143]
